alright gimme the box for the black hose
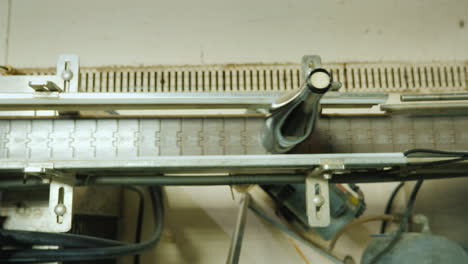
[404,148,468,166]
[0,186,164,263]
[369,179,424,264]
[88,175,306,186]
[380,182,405,234]
[0,175,307,190]
[0,229,125,248]
[124,186,146,264]
[0,186,146,250]
[403,148,468,157]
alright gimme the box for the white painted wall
[2,0,468,67]
[1,0,467,263]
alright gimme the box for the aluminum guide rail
[0,153,407,173]
[0,92,387,111]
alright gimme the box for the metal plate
[0,181,73,232]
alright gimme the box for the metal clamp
[56,54,80,93]
[306,159,345,227]
[0,167,75,232]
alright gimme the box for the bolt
[312,195,325,207]
[42,178,51,184]
[61,69,73,81]
[54,204,67,216]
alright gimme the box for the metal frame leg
[226,192,251,264]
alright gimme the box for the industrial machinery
[0,54,467,264]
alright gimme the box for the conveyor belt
[1,115,467,162]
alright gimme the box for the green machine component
[262,183,365,240]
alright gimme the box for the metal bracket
[49,179,73,227]
[24,165,75,182]
[0,167,75,232]
[56,54,80,93]
[306,173,330,227]
[28,80,63,92]
[306,159,345,227]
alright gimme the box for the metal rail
[0,92,387,111]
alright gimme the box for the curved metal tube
[262,56,340,153]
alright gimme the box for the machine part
[0,153,406,175]
[248,201,344,264]
[0,186,164,263]
[1,177,74,232]
[226,192,250,264]
[401,92,468,101]
[262,55,340,153]
[0,55,78,94]
[0,228,125,248]
[262,183,366,240]
[328,215,396,252]
[28,81,62,92]
[380,182,405,234]
[17,60,467,94]
[3,55,468,117]
[0,65,15,75]
[368,179,424,264]
[380,102,468,114]
[361,233,468,264]
[2,115,467,161]
[306,175,330,226]
[411,214,430,234]
[0,91,390,116]
[1,166,468,187]
[56,54,80,93]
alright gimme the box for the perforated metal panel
[20,61,467,93]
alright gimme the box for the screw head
[312,195,325,207]
[54,204,67,216]
[61,70,73,81]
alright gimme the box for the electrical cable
[403,148,468,157]
[88,174,307,186]
[288,238,311,264]
[380,182,405,234]
[404,148,468,166]
[0,174,308,190]
[368,179,424,264]
[408,156,468,166]
[0,229,125,248]
[0,186,145,250]
[248,201,344,264]
[286,221,329,253]
[123,186,146,264]
[0,186,164,263]
[328,215,396,252]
